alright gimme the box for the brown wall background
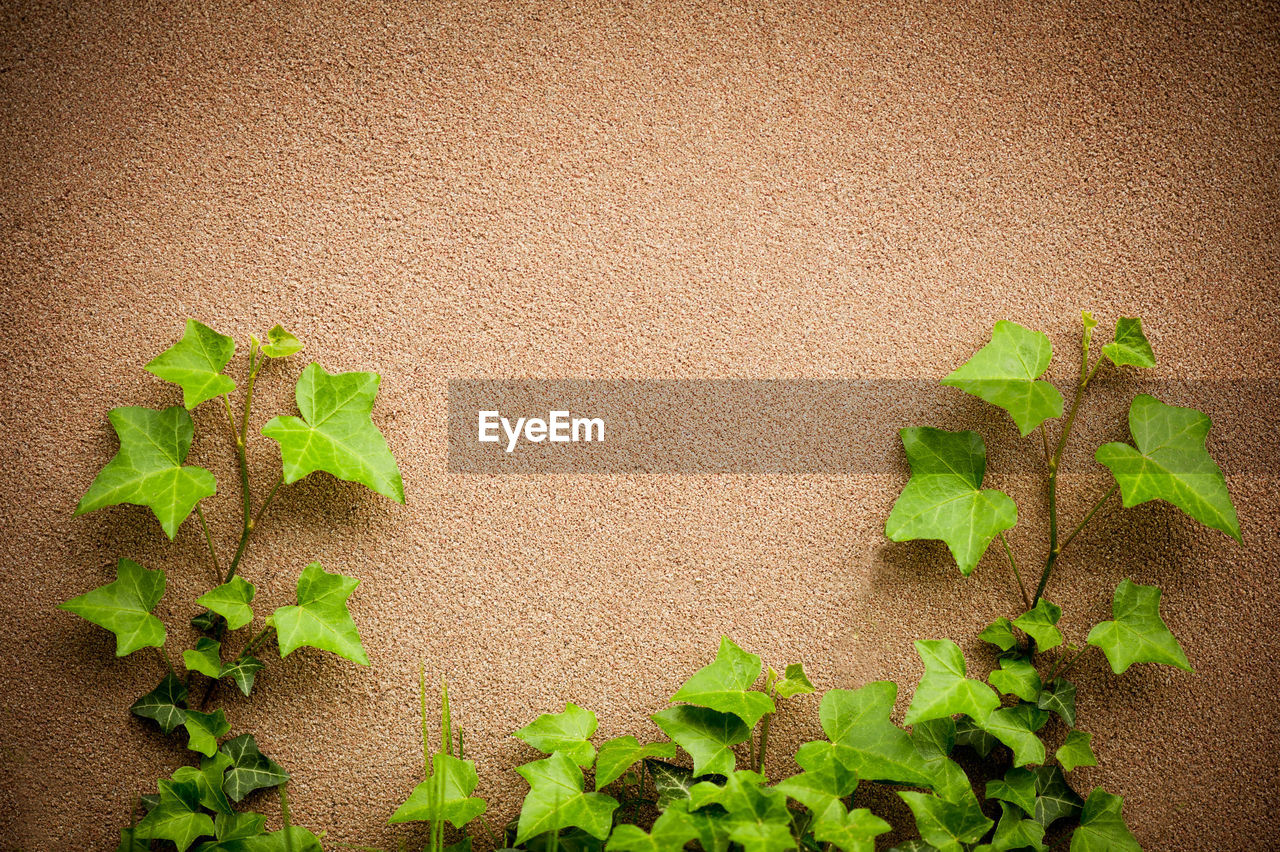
[2,1,1277,849]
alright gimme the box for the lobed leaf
[262,363,404,503]
[886,428,1017,576]
[183,708,231,757]
[1086,580,1191,674]
[184,638,224,679]
[988,657,1041,702]
[977,618,1016,652]
[60,558,166,656]
[219,734,289,802]
[974,801,1047,852]
[1036,678,1077,726]
[1056,730,1097,773]
[196,578,256,632]
[770,662,815,699]
[651,705,747,777]
[812,808,891,852]
[688,771,794,852]
[260,324,304,359]
[1101,317,1154,369]
[975,703,1049,767]
[390,751,487,828]
[941,321,1063,436]
[145,319,236,410]
[272,562,369,665]
[514,752,619,843]
[595,736,676,789]
[819,683,934,788]
[131,671,188,733]
[134,779,213,852]
[514,702,599,767]
[904,640,1000,726]
[1029,766,1083,828]
[644,759,700,811]
[76,406,217,539]
[909,718,970,803]
[774,740,858,822]
[671,636,775,728]
[176,752,234,815]
[953,716,997,758]
[1070,788,1141,851]
[986,767,1037,817]
[220,653,266,697]
[1012,600,1063,652]
[898,791,993,852]
[1095,394,1240,541]
[607,806,699,852]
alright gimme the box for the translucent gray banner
[447,379,1278,474]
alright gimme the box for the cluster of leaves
[59,320,404,850]
[380,314,1236,852]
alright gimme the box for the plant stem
[195,505,221,579]
[998,533,1030,610]
[756,670,777,775]
[1056,644,1092,678]
[1059,484,1118,555]
[1034,323,1101,606]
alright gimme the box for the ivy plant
[370,313,1235,852]
[60,319,404,850]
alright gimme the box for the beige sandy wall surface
[2,0,1278,848]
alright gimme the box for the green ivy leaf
[909,719,970,803]
[134,779,214,851]
[390,752,488,827]
[978,618,1017,652]
[812,808,891,852]
[206,826,324,851]
[514,702,599,767]
[898,792,993,852]
[886,428,1017,576]
[196,578,256,632]
[1056,730,1097,773]
[595,736,677,789]
[131,671,188,733]
[1029,766,1083,828]
[1013,600,1063,651]
[117,828,149,852]
[184,708,231,757]
[272,562,369,665]
[262,363,404,503]
[212,811,266,841]
[1101,317,1154,369]
[514,752,619,843]
[887,843,941,852]
[1036,678,1077,726]
[904,640,1000,726]
[644,760,700,811]
[974,801,1047,852]
[941,321,1064,436]
[145,319,237,410]
[988,657,1041,702]
[1086,580,1191,674]
[175,752,234,815]
[220,653,266,697]
[986,767,1037,817]
[220,734,289,802]
[988,658,1042,705]
[60,558,167,656]
[976,704,1049,767]
[260,324,304,359]
[651,705,747,777]
[953,716,997,758]
[184,637,224,678]
[76,406,217,539]
[1096,394,1240,541]
[820,683,934,787]
[688,771,794,852]
[774,741,859,822]
[770,663,815,699]
[607,805,700,852]
[672,636,775,728]
[1070,789,1141,851]
[192,610,227,635]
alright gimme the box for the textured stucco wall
[2,1,1277,849]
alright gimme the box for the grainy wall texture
[2,1,1277,849]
